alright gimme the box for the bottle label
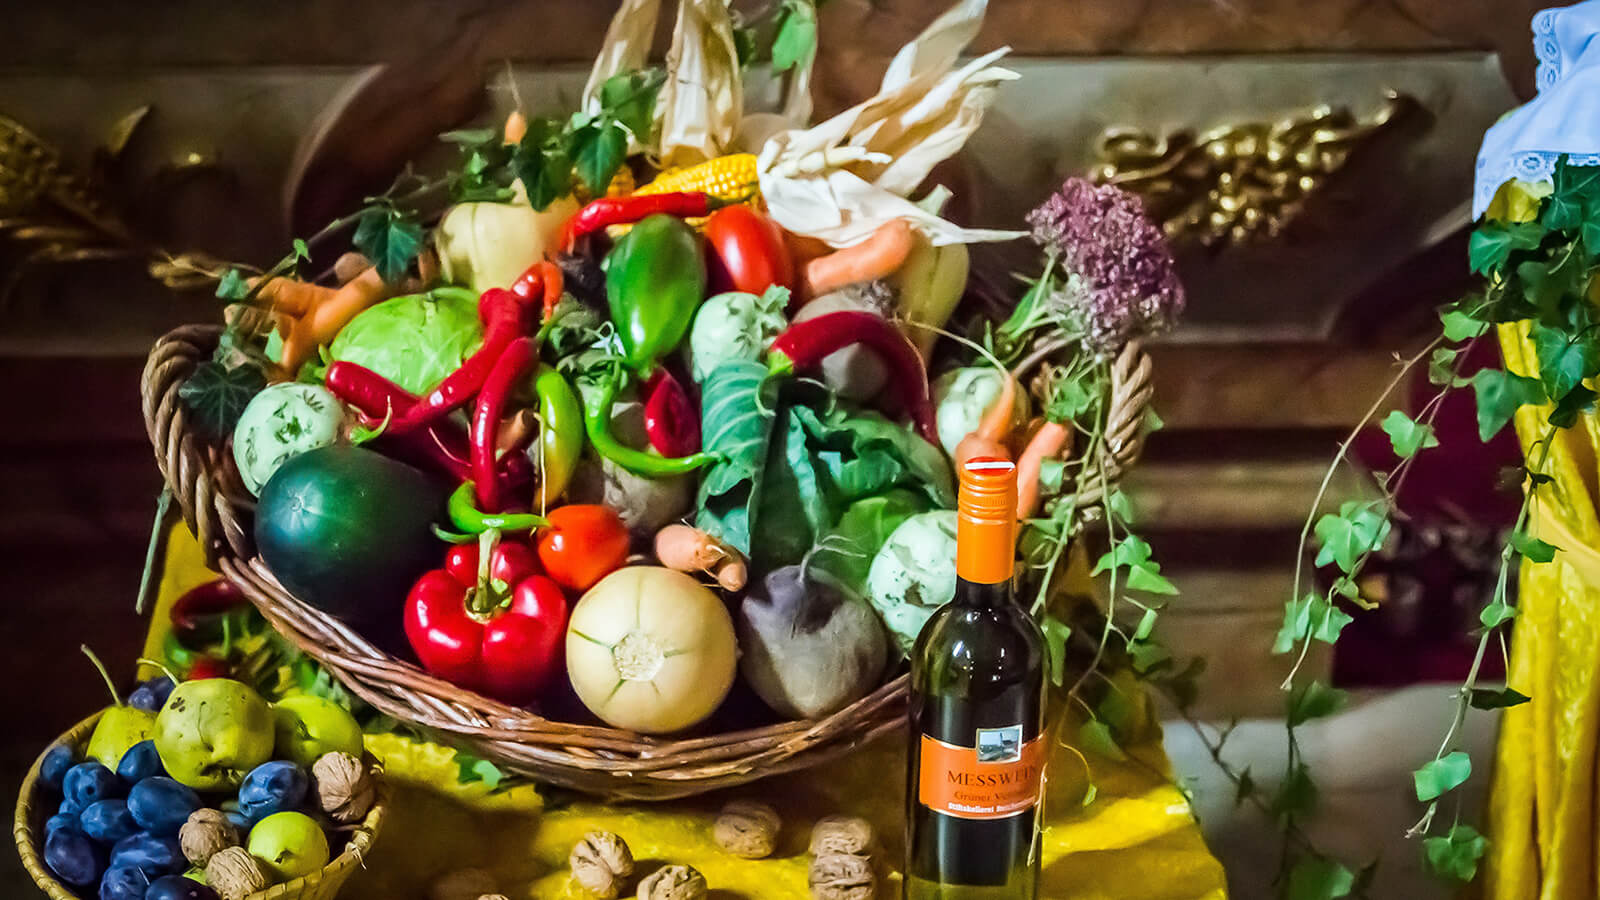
[917,727,1046,820]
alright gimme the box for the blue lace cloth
[1474,1,1600,218]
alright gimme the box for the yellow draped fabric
[1484,319,1600,900]
[143,526,1226,899]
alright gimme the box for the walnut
[713,800,781,859]
[205,846,269,900]
[428,868,498,900]
[570,831,634,898]
[312,751,377,823]
[179,808,238,868]
[476,895,511,900]
[636,864,707,900]
[809,816,874,857]
[809,854,875,900]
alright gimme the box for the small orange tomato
[536,505,631,592]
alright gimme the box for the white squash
[433,187,577,294]
[565,566,738,734]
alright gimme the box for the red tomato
[704,205,795,299]
[536,505,631,592]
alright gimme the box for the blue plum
[115,740,163,783]
[63,762,124,808]
[146,874,222,900]
[43,828,106,887]
[39,743,76,791]
[108,831,185,878]
[98,863,151,900]
[127,777,200,835]
[127,676,176,712]
[44,811,80,838]
[236,761,309,822]
[80,798,139,844]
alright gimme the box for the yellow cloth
[145,526,1226,900]
[1484,321,1600,899]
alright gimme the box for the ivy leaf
[440,127,498,146]
[1234,768,1255,807]
[1274,594,1355,653]
[1531,323,1600,398]
[1423,824,1488,883]
[1129,640,1171,674]
[1380,410,1438,459]
[352,208,423,283]
[1271,763,1318,822]
[1313,501,1390,573]
[1467,221,1543,274]
[733,25,759,67]
[1092,535,1179,595]
[454,752,506,791]
[1414,751,1472,802]
[1543,189,1585,231]
[1518,250,1585,316]
[1548,384,1597,429]
[1077,718,1126,761]
[511,117,572,210]
[570,119,627,194]
[1480,599,1518,628]
[1428,347,1462,386]
[1040,615,1071,687]
[291,238,310,262]
[1287,680,1348,727]
[214,268,250,301]
[1472,369,1547,440]
[1439,308,1489,342]
[1583,219,1600,257]
[1286,857,1356,900]
[1133,608,1158,642]
[598,69,663,140]
[1080,782,1098,807]
[1106,489,1136,524]
[1469,686,1530,710]
[178,361,267,440]
[771,0,818,72]
[1509,530,1558,563]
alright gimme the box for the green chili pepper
[533,365,584,508]
[605,213,707,373]
[447,482,548,535]
[582,366,719,477]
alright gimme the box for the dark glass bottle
[906,457,1046,900]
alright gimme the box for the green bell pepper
[605,213,707,373]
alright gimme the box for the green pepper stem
[583,366,720,477]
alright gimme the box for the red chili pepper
[186,656,230,680]
[404,537,567,704]
[386,288,537,435]
[510,260,565,322]
[767,310,939,444]
[558,192,719,252]
[642,367,701,457]
[325,361,533,489]
[169,580,248,647]
[471,336,538,513]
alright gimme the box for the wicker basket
[142,324,1154,800]
[14,710,385,900]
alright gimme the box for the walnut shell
[636,864,707,900]
[809,853,875,900]
[713,800,781,859]
[809,816,874,857]
[205,846,269,900]
[180,808,239,868]
[571,831,634,898]
[312,751,376,823]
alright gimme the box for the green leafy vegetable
[810,488,931,596]
[328,288,484,395]
[696,361,780,555]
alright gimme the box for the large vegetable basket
[141,325,1155,800]
[14,710,386,900]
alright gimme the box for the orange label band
[917,730,1046,821]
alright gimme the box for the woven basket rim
[142,323,1154,800]
[14,707,386,900]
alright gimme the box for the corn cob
[633,153,760,206]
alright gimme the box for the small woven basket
[142,324,1153,801]
[14,710,385,900]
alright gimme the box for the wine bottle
[905,457,1047,899]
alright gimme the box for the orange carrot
[252,275,334,318]
[654,523,748,591]
[801,218,915,299]
[1016,421,1073,519]
[504,110,528,145]
[954,370,1019,467]
[279,266,389,376]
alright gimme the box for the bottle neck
[955,512,1015,605]
[953,574,1014,608]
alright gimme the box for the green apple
[85,706,156,770]
[248,811,330,881]
[154,678,274,790]
[272,694,364,767]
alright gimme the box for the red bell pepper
[404,536,568,704]
[704,205,794,299]
[767,310,939,444]
[641,367,701,458]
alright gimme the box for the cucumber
[255,445,445,629]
